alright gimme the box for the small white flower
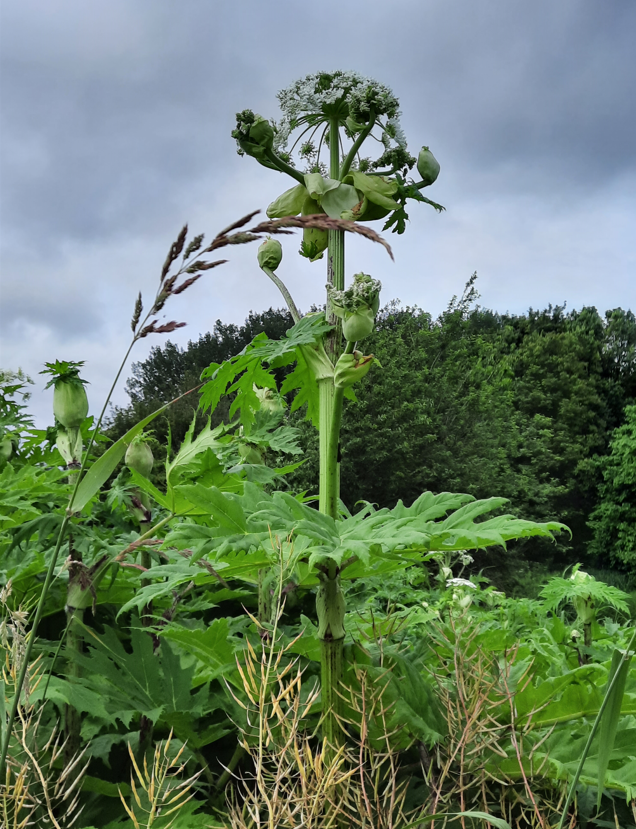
[446,578,477,590]
[459,552,474,566]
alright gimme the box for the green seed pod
[257,237,283,272]
[417,146,440,186]
[316,574,346,640]
[125,437,154,479]
[53,381,88,429]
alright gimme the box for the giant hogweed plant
[174,70,570,745]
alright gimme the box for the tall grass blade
[596,646,632,813]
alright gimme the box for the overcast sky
[1,0,635,427]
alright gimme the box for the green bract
[571,569,596,624]
[257,237,283,272]
[327,272,381,342]
[334,350,375,389]
[266,184,307,219]
[125,436,154,479]
[316,572,346,640]
[417,146,440,186]
[56,425,83,466]
[238,442,264,465]
[254,385,285,415]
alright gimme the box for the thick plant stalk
[64,604,83,761]
[64,542,85,763]
[64,462,83,762]
[316,117,347,745]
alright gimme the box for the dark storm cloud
[2,0,634,253]
[0,0,634,409]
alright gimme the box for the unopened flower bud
[249,116,275,150]
[254,385,285,415]
[257,237,283,272]
[417,146,440,187]
[54,381,88,430]
[125,436,154,479]
[328,273,381,343]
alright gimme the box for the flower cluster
[273,71,407,169]
[327,272,382,342]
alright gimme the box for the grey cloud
[1,0,634,399]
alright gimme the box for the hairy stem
[64,604,84,763]
[321,635,344,749]
[260,266,301,323]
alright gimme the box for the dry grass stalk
[118,732,202,829]
[1,582,89,828]
[426,614,565,829]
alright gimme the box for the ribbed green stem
[64,605,84,763]
[264,147,306,185]
[320,636,344,748]
[258,568,273,626]
[140,520,153,623]
[318,378,335,516]
[316,117,348,748]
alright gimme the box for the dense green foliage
[2,298,636,828]
[589,405,636,570]
[107,291,636,589]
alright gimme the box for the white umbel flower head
[446,578,477,590]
